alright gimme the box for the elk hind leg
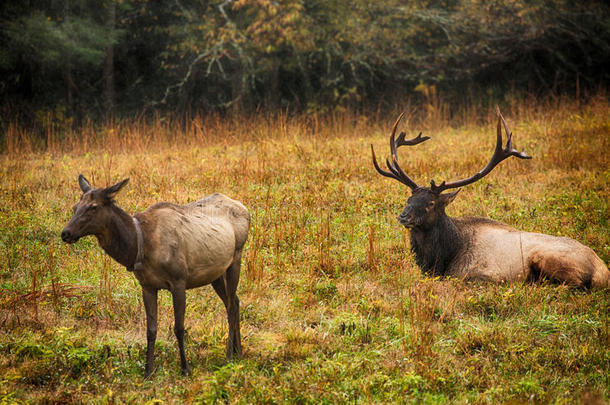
[529,254,592,288]
[224,251,242,359]
[212,265,242,358]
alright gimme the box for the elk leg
[530,254,591,288]
[142,286,158,378]
[211,276,228,308]
[171,286,191,376]
[212,275,236,359]
[224,252,242,359]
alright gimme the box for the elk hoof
[181,366,192,376]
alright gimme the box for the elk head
[371,108,531,229]
[61,175,129,243]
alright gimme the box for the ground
[1,98,608,403]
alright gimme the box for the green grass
[0,99,608,403]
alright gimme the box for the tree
[1,0,609,123]
[1,0,120,120]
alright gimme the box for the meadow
[0,96,608,404]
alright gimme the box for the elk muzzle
[60,227,79,243]
[398,210,415,228]
[61,216,86,243]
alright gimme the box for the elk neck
[94,204,140,271]
[409,212,463,276]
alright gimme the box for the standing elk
[371,108,609,288]
[61,175,250,376]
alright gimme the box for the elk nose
[398,212,412,225]
[61,230,71,242]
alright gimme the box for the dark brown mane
[410,210,464,276]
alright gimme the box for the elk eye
[89,205,99,211]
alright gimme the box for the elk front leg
[142,286,158,378]
[171,285,191,376]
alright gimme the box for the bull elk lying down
[371,109,609,288]
[61,176,250,376]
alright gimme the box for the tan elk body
[372,109,609,288]
[134,197,249,290]
[61,176,250,376]
[437,217,608,285]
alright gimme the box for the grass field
[1,97,609,404]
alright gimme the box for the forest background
[1,0,609,130]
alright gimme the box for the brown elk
[61,175,250,376]
[371,109,609,288]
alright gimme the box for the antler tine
[498,107,531,160]
[371,144,413,186]
[431,107,531,194]
[371,112,429,190]
[388,112,405,160]
[371,143,421,189]
[371,144,399,180]
[396,131,430,147]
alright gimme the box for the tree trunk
[267,56,280,109]
[231,63,246,114]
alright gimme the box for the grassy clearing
[0,97,608,404]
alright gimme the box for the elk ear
[104,178,129,199]
[439,189,460,207]
[78,174,92,193]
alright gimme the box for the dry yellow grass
[0,96,608,403]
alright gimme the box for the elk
[61,175,250,376]
[371,109,609,288]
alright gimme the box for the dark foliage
[1,0,608,126]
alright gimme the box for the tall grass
[0,95,608,403]
[4,91,607,156]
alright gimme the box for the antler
[430,107,531,193]
[371,112,430,190]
